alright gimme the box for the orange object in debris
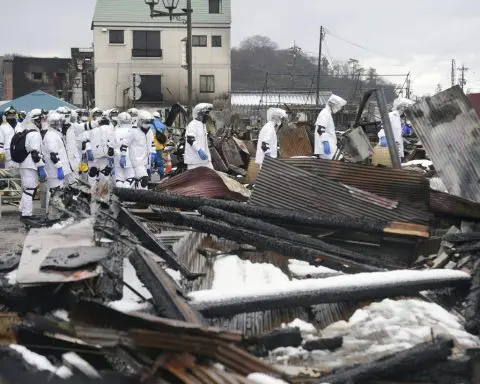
[165,153,173,175]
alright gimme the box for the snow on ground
[210,255,289,291]
[189,269,469,306]
[10,345,73,378]
[50,217,75,230]
[247,373,289,384]
[286,318,317,334]
[165,268,182,285]
[288,259,339,277]
[108,258,153,313]
[402,160,433,168]
[51,309,70,322]
[6,269,17,285]
[430,177,448,192]
[269,299,480,371]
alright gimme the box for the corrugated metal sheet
[155,167,249,201]
[468,93,480,118]
[278,123,313,158]
[430,189,480,220]
[231,92,332,107]
[249,157,430,224]
[93,0,231,25]
[406,85,480,203]
[284,158,431,219]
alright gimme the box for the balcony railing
[132,48,163,58]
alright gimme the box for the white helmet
[117,112,132,126]
[153,111,161,119]
[192,103,213,120]
[91,107,103,120]
[267,108,288,126]
[327,94,347,114]
[48,112,64,131]
[137,110,153,130]
[56,106,70,115]
[128,108,139,117]
[393,97,414,114]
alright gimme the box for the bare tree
[239,35,279,51]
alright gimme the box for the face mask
[80,116,88,122]
[6,118,17,128]
[142,123,151,129]
[202,114,209,124]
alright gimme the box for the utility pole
[458,64,469,91]
[406,73,411,99]
[289,41,301,90]
[316,26,324,106]
[451,59,456,87]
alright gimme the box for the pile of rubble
[3,86,480,383]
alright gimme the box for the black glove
[261,142,270,153]
[317,126,326,136]
[99,117,110,126]
[107,147,114,157]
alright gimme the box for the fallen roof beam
[117,206,202,280]
[128,246,205,324]
[197,206,398,270]
[188,270,470,317]
[113,188,429,238]
[153,209,382,274]
[316,337,453,384]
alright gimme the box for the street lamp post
[144,0,193,117]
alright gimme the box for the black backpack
[10,129,36,163]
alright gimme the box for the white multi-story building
[91,0,231,109]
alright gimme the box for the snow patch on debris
[108,258,153,313]
[10,345,73,378]
[270,299,480,370]
[6,269,17,285]
[50,217,75,230]
[288,259,339,277]
[430,177,448,192]
[166,268,182,285]
[210,255,289,292]
[247,373,290,384]
[190,269,469,306]
[51,309,70,322]
[286,318,317,334]
[402,160,433,168]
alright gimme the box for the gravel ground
[0,205,28,255]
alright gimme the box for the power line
[324,28,390,58]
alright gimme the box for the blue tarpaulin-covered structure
[0,90,77,113]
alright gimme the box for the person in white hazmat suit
[42,112,73,219]
[128,108,139,128]
[377,97,414,160]
[184,103,213,170]
[114,112,136,188]
[314,94,347,160]
[86,109,115,185]
[15,109,47,224]
[255,108,288,166]
[0,107,21,169]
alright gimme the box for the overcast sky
[2,0,479,96]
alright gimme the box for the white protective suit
[87,119,115,184]
[314,94,347,160]
[114,112,135,188]
[0,119,18,169]
[378,97,414,159]
[184,103,213,170]
[16,115,45,217]
[255,108,287,166]
[128,108,139,128]
[42,116,72,190]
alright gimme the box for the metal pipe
[376,87,401,169]
[186,0,193,118]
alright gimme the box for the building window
[109,30,124,44]
[192,35,207,47]
[200,75,215,93]
[132,31,162,58]
[32,72,43,81]
[212,35,222,47]
[139,75,163,102]
[209,0,221,13]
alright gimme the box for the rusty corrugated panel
[284,157,431,216]
[468,93,480,118]
[278,123,313,158]
[406,85,480,203]
[430,189,480,220]
[220,138,245,167]
[156,167,248,201]
[249,157,430,224]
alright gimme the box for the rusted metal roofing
[430,189,480,220]
[249,157,431,224]
[468,93,480,118]
[231,91,332,107]
[156,167,249,201]
[284,157,431,218]
[278,123,314,158]
[406,85,480,203]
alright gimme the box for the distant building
[91,0,232,109]
[3,56,70,100]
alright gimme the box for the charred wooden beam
[117,206,202,280]
[465,260,480,335]
[128,246,205,324]
[153,209,381,273]
[190,270,470,317]
[113,188,428,237]
[198,206,396,270]
[443,231,480,243]
[316,337,453,384]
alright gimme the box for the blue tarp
[0,90,77,113]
